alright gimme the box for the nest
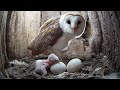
[5,53,119,79]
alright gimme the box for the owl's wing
[28,16,63,55]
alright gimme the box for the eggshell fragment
[67,58,82,73]
[50,62,67,75]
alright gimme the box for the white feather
[9,60,28,66]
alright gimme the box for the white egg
[50,62,67,75]
[67,58,82,73]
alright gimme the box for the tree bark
[41,11,60,25]
[0,11,9,78]
[6,11,41,60]
[97,11,120,72]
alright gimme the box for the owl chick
[35,53,60,75]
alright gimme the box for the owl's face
[59,14,86,36]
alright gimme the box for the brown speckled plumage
[28,17,63,55]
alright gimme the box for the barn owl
[28,12,86,59]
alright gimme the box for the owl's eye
[77,20,81,24]
[67,20,71,24]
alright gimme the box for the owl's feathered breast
[28,17,63,55]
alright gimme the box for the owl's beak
[72,27,77,33]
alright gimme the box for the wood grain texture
[7,11,41,59]
[0,11,9,78]
[41,11,60,25]
[61,11,80,15]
